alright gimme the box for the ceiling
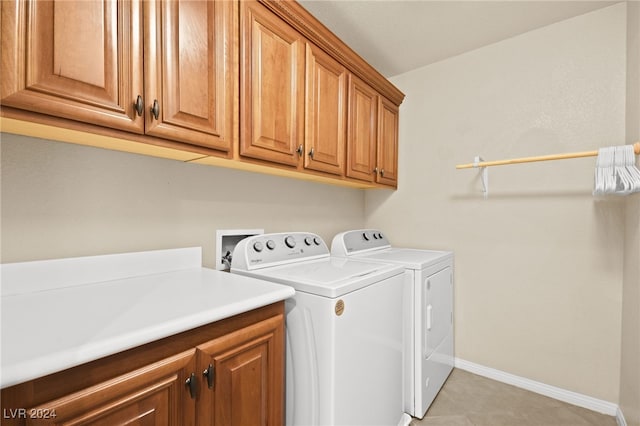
[298,1,619,77]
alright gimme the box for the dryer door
[416,266,454,417]
[421,267,452,360]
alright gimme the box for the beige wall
[366,3,627,403]
[0,134,365,267]
[622,2,640,425]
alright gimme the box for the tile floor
[411,369,618,426]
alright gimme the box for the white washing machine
[331,229,454,419]
[232,232,411,426]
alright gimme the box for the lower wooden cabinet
[26,351,197,426]
[198,315,284,426]
[1,303,285,426]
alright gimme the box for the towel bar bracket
[474,156,489,199]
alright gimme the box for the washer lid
[236,257,403,298]
[355,248,453,270]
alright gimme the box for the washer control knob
[253,242,264,252]
[373,233,379,239]
[377,233,383,239]
[313,237,321,246]
[266,240,276,250]
[285,236,296,249]
[362,232,369,241]
[304,237,313,246]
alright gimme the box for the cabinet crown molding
[260,0,405,106]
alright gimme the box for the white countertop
[0,248,295,388]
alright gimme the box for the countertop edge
[1,284,294,389]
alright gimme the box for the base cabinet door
[1,304,286,426]
[197,315,285,426]
[25,350,197,426]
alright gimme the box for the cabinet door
[376,97,399,187]
[144,0,234,151]
[197,314,285,426]
[346,74,378,182]
[304,43,346,176]
[240,0,305,167]
[0,0,143,133]
[25,350,197,426]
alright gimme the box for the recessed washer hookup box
[216,229,264,271]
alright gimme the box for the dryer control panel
[331,229,391,257]
[232,232,329,270]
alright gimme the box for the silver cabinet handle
[185,372,197,399]
[203,364,214,389]
[134,95,144,116]
[309,147,315,159]
[150,99,160,120]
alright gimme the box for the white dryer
[232,232,410,426]
[331,229,454,419]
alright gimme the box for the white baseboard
[616,407,628,426]
[454,358,620,418]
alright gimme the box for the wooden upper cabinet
[144,0,234,151]
[1,0,403,188]
[346,74,378,182]
[376,97,399,187]
[304,43,346,176]
[346,77,400,187]
[0,0,144,133]
[239,2,403,186]
[25,350,197,426]
[196,314,285,426]
[240,0,305,167]
[1,0,234,153]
